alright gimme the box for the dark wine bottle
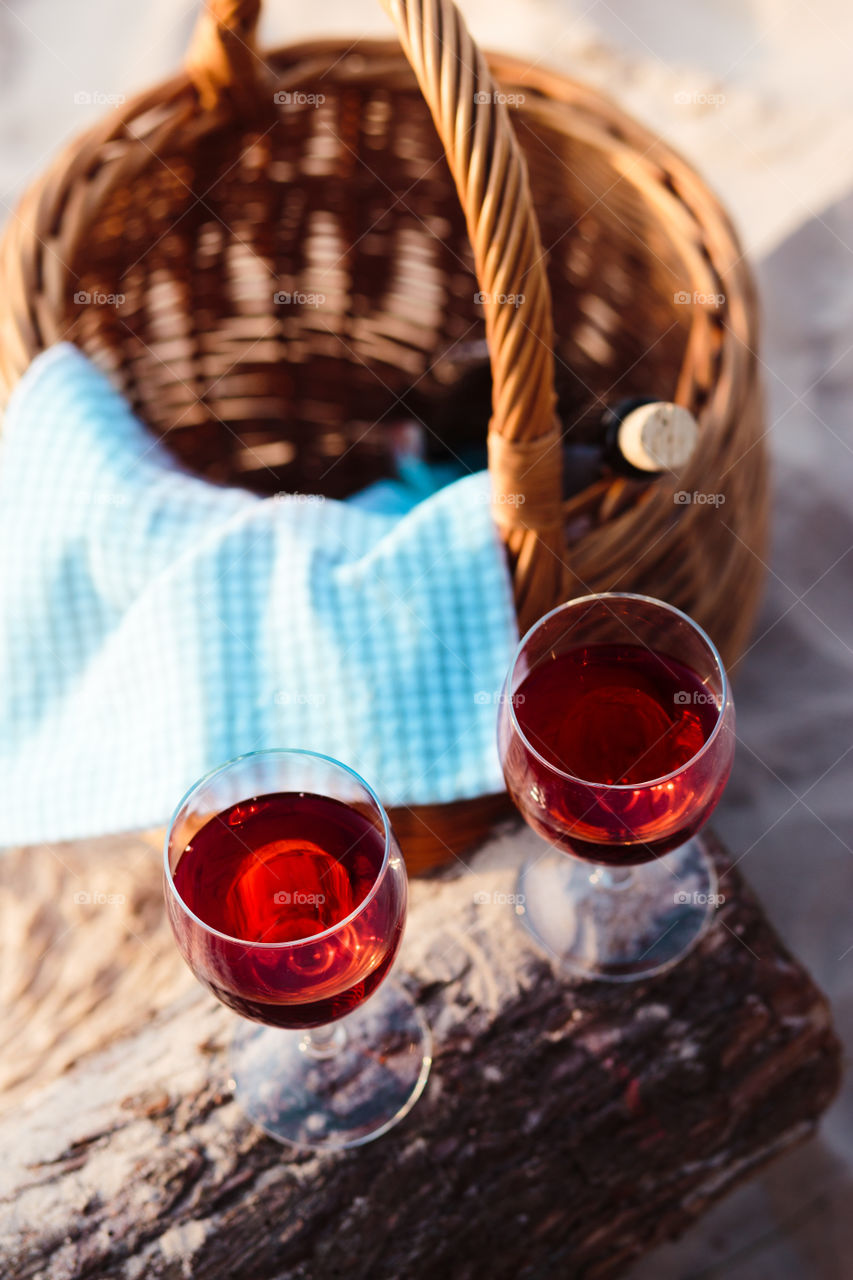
[406,346,698,496]
[561,398,699,496]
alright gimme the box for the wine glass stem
[588,864,634,891]
[299,1023,348,1059]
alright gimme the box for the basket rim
[0,34,755,427]
[4,36,748,288]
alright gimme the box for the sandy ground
[2,1,853,1275]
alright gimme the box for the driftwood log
[0,823,841,1280]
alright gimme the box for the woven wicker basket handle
[185,0,566,630]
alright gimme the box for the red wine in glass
[164,750,430,1148]
[173,792,402,1029]
[509,643,724,865]
[497,593,735,980]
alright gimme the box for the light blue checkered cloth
[0,344,518,846]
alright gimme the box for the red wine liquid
[171,792,402,1029]
[505,644,725,864]
[516,644,716,785]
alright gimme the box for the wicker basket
[0,0,768,871]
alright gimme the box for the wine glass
[497,593,735,980]
[164,749,431,1148]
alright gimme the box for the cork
[618,401,699,473]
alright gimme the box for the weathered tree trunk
[0,825,841,1279]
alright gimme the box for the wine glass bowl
[165,787,406,1030]
[497,594,735,980]
[164,750,430,1147]
[498,594,735,865]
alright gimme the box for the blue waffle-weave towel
[0,344,518,845]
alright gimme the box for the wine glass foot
[228,981,431,1149]
[516,836,719,981]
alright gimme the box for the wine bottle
[561,398,699,496]
[407,347,698,496]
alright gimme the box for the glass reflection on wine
[498,593,735,980]
[164,750,431,1148]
